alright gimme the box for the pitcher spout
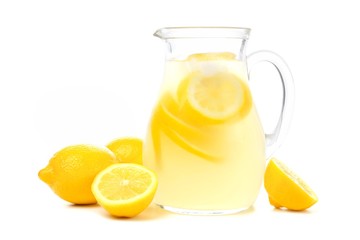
[153,29,163,39]
[154,28,165,39]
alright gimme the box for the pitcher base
[157,204,251,216]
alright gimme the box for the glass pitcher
[143,27,294,215]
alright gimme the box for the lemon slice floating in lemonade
[187,72,244,120]
[176,52,252,123]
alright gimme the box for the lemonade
[143,53,266,213]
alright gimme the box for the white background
[1,0,359,239]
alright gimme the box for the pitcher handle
[247,50,295,159]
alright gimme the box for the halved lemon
[91,163,158,217]
[264,158,318,211]
[187,72,244,120]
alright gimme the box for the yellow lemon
[106,137,143,164]
[91,163,158,218]
[38,144,117,204]
[264,158,318,211]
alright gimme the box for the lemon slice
[187,72,244,120]
[91,163,158,217]
[264,158,318,211]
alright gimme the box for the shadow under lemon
[95,203,172,220]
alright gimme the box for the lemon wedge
[264,158,318,211]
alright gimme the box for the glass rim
[154,27,251,39]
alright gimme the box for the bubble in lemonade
[143,52,266,212]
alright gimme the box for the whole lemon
[38,144,117,204]
[106,137,143,165]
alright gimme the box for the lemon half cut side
[91,163,158,217]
